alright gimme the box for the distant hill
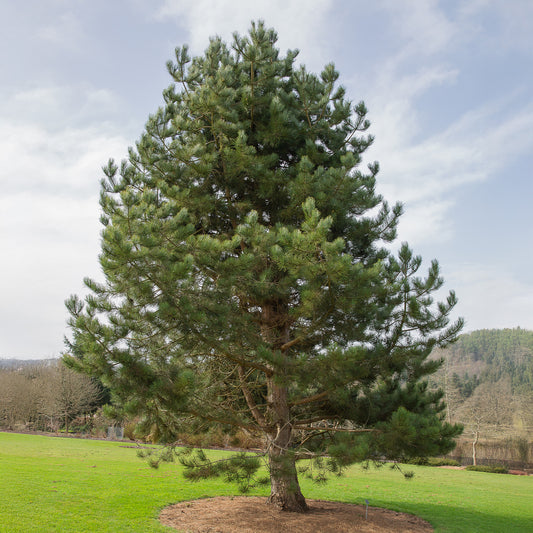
[432,328,533,394]
[431,328,533,438]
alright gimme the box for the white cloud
[37,11,83,48]
[1,121,127,195]
[395,199,454,244]
[156,0,334,70]
[2,85,122,130]
[449,264,533,332]
[380,0,457,59]
[0,120,122,357]
[0,84,130,194]
[459,0,533,53]
[0,85,130,357]
[367,65,458,152]
[0,192,101,358]
[356,0,533,247]
[371,95,533,245]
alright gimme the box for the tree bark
[262,300,308,512]
[267,447,308,512]
[266,379,308,512]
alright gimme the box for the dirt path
[159,496,433,533]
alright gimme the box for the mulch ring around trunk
[159,496,433,532]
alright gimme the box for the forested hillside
[439,328,533,393]
[431,328,533,441]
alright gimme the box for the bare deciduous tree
[38,363,101,433]
[457,379,512,465]
[0,361,101,433]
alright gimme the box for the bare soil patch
[159,496,433,533]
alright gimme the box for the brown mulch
[159,496,433,533]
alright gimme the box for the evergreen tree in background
[65,22,463,512]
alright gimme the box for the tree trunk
[267,421,308,512]
[472,430,479,466]
[262,300,308,512]
[266,379,308,512]
[268,452,308,512]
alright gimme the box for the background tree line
[2,328,531,468]
[430,328,533,465]
[0,360,104,433]
[3,328,531,441]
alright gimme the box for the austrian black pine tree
[65,22,463,512]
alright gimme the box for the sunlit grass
[1,432,531,532]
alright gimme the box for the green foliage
[466,464,509,474]
[64,21,463,499]
[177,448,266,492]
[451,371,480,399]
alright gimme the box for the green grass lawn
[1,432,531,532]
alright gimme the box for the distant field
[1,432,532,532]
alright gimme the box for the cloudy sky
[1,0,532,358]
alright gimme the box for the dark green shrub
[406,457,461,467]
[427,458,461,467]
[466,464,508,474]
[406,457,429,465]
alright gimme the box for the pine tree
[64,22,463,512]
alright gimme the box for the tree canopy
[65,22,463,512]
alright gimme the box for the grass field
[1,432,532,532]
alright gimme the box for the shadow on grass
[380,500,532,533]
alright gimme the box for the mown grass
[1,432,532,532]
